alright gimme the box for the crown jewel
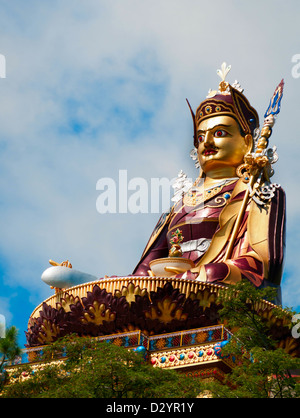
[207,62,243,98]
[217,62,231,93]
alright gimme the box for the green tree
[1,334,202,398]
[204,280,300,398]
[0,326,22,389]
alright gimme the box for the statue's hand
[174,269,200,280]
[49,259,72,268]
[190,265,206,282]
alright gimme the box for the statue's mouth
[203,147,218,156]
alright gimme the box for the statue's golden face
[196,115,252,176]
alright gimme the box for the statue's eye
[214,129,227,137]
[198,134,205,143]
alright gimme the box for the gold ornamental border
[149,342,235,370]
[29,276,279,320]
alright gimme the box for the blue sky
[0,0,299,348]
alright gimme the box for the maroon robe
[133,179,285,304]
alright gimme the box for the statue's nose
[203,132,214,147]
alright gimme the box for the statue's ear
[186,99,198,148]
[244,133,253,153]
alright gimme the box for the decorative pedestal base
[20,276,299,382]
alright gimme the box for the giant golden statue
[41,63,285,304]
[133,63,285,304]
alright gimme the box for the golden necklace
[183,177,237,207]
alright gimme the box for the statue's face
[196,115,251,175]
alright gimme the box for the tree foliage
[0,326,22,389]
[1,334,202,398]
[204,281,300,398]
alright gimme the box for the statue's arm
[198,187,286,289]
